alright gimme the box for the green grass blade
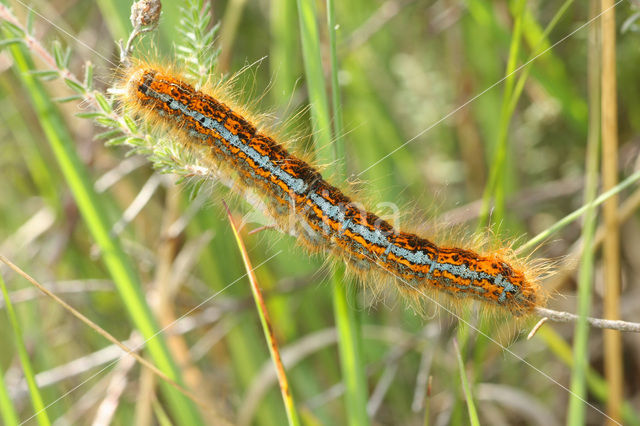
[270,0,299,108]
[327,0,345,165]
[478,0,526,227]
[568,2,600,423]
[518,170,640,253]
[297,0,370,423]
[453,339,479,426]
[333,272,370,426]
[296,0,333,157]
[0,352,19,426]
[0,272,50,426]
[536,327,640,425]
[326,6,368,419]
[509,0,575,116]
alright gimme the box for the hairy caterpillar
[2,1,634,424]
[118,63,545,318]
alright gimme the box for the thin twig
[119,0,162,65]
[534,307,640,333]
[119,24,157,66]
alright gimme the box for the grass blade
[517,169,640,254]
[0,271,50,426]
[222,202,301,426]
[478,0,527,227]
[296,0,333,157]
[453,339,479,426]
[536,327,640,425]
[567,2,600,423]
[0,354,19,426]
[297,0,370,423]
[332,274,370,425]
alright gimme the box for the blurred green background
[1,0,639,425]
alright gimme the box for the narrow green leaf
[51,40,64,69]
[568,5,600,422]
[29,69,59,79]
[123,114,138,133]
[1,21,24,37]
[75,111,104,119]
[25,9,34,35]
[0,272,51,426]
[84,61,94,91]
[126,136,145,145]
[519,170,640,253]
[94,91,112,113]
[537,327,640,425]
[188,178,205,201]
[0,38,23,49]
[296,0,333,157]
[453,339,480,426]
[53,95,83,103]
[62,45,71,69]
[297,1,369,424]
[105,135,129,146]
[63,77,86,94]
[95,129,123,140]
[0,324,19,426]
[95,116,119,127]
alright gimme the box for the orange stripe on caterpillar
[120,66,544,317]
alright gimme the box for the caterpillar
[118,63,545,318]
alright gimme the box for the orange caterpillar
[119,64,545,317]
